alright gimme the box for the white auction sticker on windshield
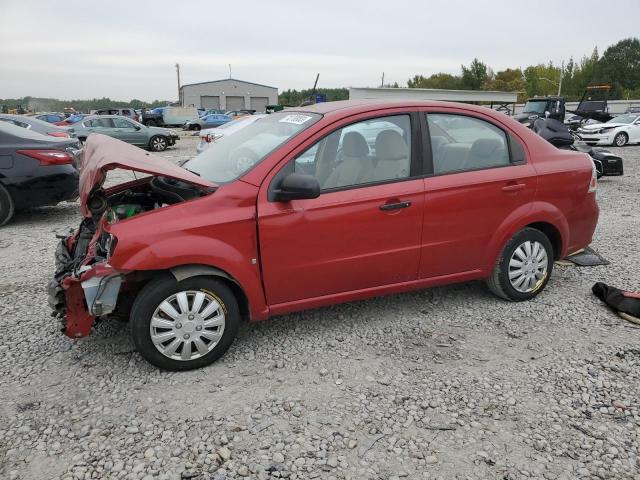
[279,114,313,125]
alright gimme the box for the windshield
[523,101,548,114]
[608,114,638,124]
[183,112,321,183]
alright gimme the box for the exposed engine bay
[49,175,211,338]
[88,175,206,223]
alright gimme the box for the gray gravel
[1,137,639,480]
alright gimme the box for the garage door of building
[225,96,245,111]
[250,97,269,113]
[200,96,220,109]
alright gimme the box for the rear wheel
[191,124,201,131]
[614,132,628,147]
[486,228,553,301]
[130,275,240,370]
[0,183,15,226]
[149,135,168,152]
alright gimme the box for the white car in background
[577,113,640,146]
[196,114,266,154]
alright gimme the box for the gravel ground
[0,137,639,480]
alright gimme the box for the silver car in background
[0,114,76,138]
[196,114,266,154]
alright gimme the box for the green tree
[461,58,488,90]
[598,38,640,96]
[407,73,462,89]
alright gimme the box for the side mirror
[134,125,141,130]
[274,173,320,201]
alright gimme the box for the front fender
[109,235,268,321]
[484,201,569,271]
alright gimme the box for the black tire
[149,135,168,152]
[78,137,87,144]
[191,124,201,131]
[613,132,628,147]
[486,227,554,302]
[145,120,157,127]
[130,275,240,370]
[0,183,15,227]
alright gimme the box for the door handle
[380,201,412,211]
[501,183,526,193]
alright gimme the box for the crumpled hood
[79,134,216,217]
[580,123,625,131]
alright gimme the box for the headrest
[470,138,501,157]
[375,130,408,160]
[342,131,369,157]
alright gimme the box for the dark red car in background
[49,100,599,370]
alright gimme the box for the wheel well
[527,222,562,260]
[124,267,251,322]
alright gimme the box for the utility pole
[175,63,181,105]
[381,72,385,88]
[229,64,232,79]
[557,60,564,96]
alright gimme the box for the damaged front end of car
[48,133,217,339]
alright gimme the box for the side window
[427,114,510,174]
[113,118,134,128]
[293,114,412,190]
[88,118,113,128]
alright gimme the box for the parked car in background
[197,114,266,153]
[200,109,225,117]
[0,122,80,226]
[225,109,255,119]
[95,108,138,121]
[183,113,232,131]
[54,113,90,126]
[0,114,76,138]
[577,113,640,146]
[34,112,66,124]
[71,115,179,151]
[50,101,599,370]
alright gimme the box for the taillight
[17,149,74,166]
[48,132,70,138]
[588,161,597,193]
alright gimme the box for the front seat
[367,130,410,182]
[322,131,371,189]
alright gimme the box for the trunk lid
[79,134,216,217]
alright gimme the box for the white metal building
[349,87,518,104]
[180,78,278,112]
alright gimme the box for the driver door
[112,117,145,145]
[257,112,425,306]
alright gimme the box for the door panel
[419,165,536,278]
[258,180,425,305]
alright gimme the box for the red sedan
[49,100,599,370]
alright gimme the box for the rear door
[258,112,425,305]
[419,110,537,278]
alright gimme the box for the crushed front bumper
[48,239,123,338]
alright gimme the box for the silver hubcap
[615,135,625,146]
[153,138,166,150]
[150,291,225,361]
[508,240,548,293]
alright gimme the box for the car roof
[288,99,508,119]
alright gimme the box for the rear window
[0,121,66,141]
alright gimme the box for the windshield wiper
[185,168,200,177]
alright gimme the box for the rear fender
[484,202,568,271]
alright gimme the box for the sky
[1,0,639,102]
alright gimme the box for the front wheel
[486,227,553,301]
[130,276,240,370]
[149,135,168,152]
[613,132,628,147]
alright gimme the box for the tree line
[2,37,639,112]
